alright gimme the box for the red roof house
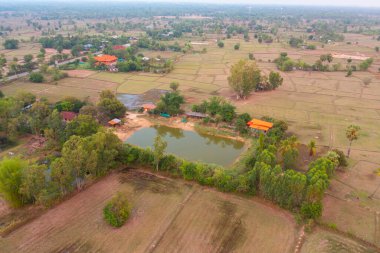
[112,45,126,50]
[60,111,78,121]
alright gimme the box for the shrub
[300,202,322,219]
[103,193,131,227]
[29,72,44,83]
[332,149,348,167]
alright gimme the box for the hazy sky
[98,0,380,7]
[4,0,380,7]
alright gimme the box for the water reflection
[126,125,245,167]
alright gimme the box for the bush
[29,72,44,83]
[103,193,131,227]
[300,202,322,219]
[332,149,348,167]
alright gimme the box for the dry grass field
[0,170,297,253]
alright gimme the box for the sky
[3,0,380,7]
[97,0,380,7]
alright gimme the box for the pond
[126,125,245,167]
[117,89,168,109]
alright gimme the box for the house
[108,118,122,127]
[142,57,150,61]
[112,45,126,50]
[60,111,78,122]
[247,119,273,132]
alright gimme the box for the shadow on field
[118,169,182,195]
[213,200,246,253]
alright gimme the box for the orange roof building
[247,119,273,132]
[94,54,117,65]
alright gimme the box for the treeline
[274,53,374,73]
[0,90,126,149]
[0,130,122,207]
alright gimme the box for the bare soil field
[0,170,298,253]
[301,228,378,253]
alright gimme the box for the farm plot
[301,228,378,253]
[0,170,297,253]
[0,77,119,103]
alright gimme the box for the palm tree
[308,140,316,156]
[346,125,360,158]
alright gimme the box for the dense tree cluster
[228,60,283,99]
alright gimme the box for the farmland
[0,170,297,253]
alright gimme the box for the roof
[247,119,273,131]
[108,118,122,125]
[112,45,126,50]
[94,54,118,63]
[185,112,208,118]
[142,103,156,110]
[60,111,77,121]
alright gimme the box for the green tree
[3,39,19,49]
[29,101,51,135]
[346,125,360,158]
[153,135,167,171]
[23,54,33,64]
[51,158,74,196]
[217,40,224,48]
[20,164,47,204]
[279,136,299,169]
[45,109,66,148]
[157,91,184,115]
[29,72,44,83]
[268,71,283,89]
[103,192,131,227]
[88,130,122,177]
[65,114,99,138]
[234,43,240,50]
[228,59,261,99]
[98,90,127,120]
[308,140,316,156]
[60,135,98,190]
[169,81,179,91]
[0,157,27,207]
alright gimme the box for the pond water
[117,89,168,109]
[126,125,245,167]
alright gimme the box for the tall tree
[20,164,47,204]
[346,125,360,158]
[308,140,316,156]
[153,135,167,171]
[0,157,27,207]
[228,59,261,99]
[279,135,299,169]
